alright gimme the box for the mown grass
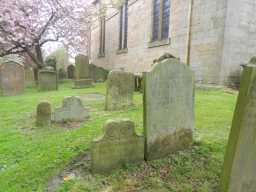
[0,81,237,192]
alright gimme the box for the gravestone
[91,119,144,174]
[38,69,58,91]
[89,64,109,82]
[25,67,35,87]
[36,101,51,127]
[0,61,25,96]
[220,59,256,192]
[134,73,143,92]
[67,65,75,79]
[143,57,194,160]
[105,70,134,111]
[74,54,93,88]
[52,96,90,123]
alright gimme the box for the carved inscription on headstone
[143,58,194,160]
[220,62,256,192]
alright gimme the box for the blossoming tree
[0,0,92,79]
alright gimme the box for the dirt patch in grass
[46,153,91,192]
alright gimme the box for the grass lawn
[0,81,237,192]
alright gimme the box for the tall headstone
[52,96,90,123]
[36,101,51,127]
[91,119,144,174]
[0,61,25,96]
[74,54,93,88]
[143,57,194,160]
[105,70,134,111]
[38,69,58,91]
[220,58,256,192]
[67,65,75,79]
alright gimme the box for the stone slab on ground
[143,57,194,160]
[73,79,93,89]
[91,119,144,174]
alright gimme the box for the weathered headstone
[38,69,58,91]
[67,65,75,79]
[91,119,144,174]
[105,70,134,111]
[220,59,256,192]
[52,96,89,122]
[0,61,25,96]
[89,64,109,82]
[143,57,194,160]
[36,101,51,127]
[134,73,143,92]
[74,54,93,88]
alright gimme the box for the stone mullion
[158,0,164,41]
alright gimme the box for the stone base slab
[73,79,94,89]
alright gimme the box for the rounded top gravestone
[36,101,52,127]
[143,56,194,160]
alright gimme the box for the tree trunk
[35,44,44,67]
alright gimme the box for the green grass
[0,81,237,192]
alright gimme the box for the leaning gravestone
[74,54,93,88]
[0,61,25,96]
[36,101,51,127]
[220,58,256,192]
[91,119,144,174]
[38,69,58,91]
[52,96,89,123]
[105,70,134,111]
[143,56,194,160]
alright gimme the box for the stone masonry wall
[90,0,228,84]
[220,0,256,85]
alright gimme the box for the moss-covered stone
[89,64,109,82]
[38,70,58,91]
[73,54,93,88]
[36,101,51,127]
[105,70,134,111]
[220,63,256,192]
[143,58,194,160]
[91,119,144,174]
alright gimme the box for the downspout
[185,0,194,66]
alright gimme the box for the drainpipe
[185,0,194,66]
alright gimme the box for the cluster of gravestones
[36,96,90,127]
[92,56,195,173]
[0,54,109,95]
[91,55,256,192]
[38,54,109,91]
